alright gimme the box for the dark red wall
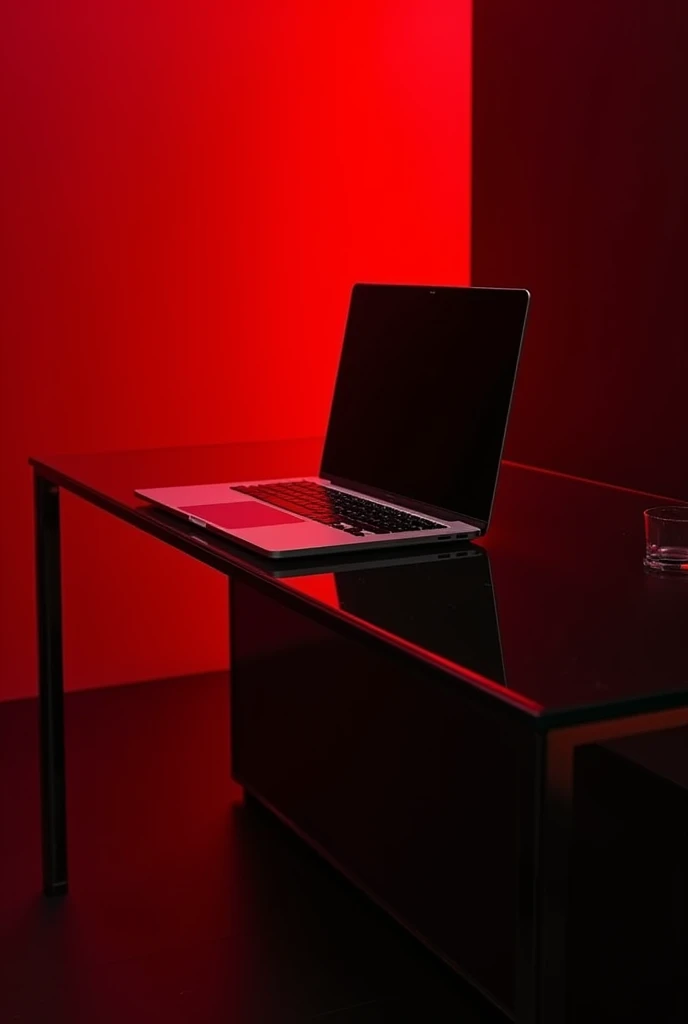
[0,1,471,701]
[472,1,688,498]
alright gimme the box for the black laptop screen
[320,284,529,526]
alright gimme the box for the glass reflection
[288,546,505,689]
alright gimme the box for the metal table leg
[34,472,68,896]
[517,730,574,1022]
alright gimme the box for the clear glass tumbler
[644,506,688,574]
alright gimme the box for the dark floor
[0,672,506,1024]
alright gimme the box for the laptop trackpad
[180,501,303,529]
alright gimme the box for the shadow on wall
[472,0,688,499]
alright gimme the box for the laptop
[135,284,530,558]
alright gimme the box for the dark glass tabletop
[31,439,688,725]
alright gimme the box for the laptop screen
[321,284,529,526]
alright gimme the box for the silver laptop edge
[135,474,479,560]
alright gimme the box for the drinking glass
[644,505,688,574]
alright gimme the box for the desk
[30,439,688,1024]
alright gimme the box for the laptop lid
[320,284,530,531]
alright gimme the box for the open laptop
[135,284,529,558]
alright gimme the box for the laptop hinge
[322,475,486,533]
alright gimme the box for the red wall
[472,1,688,498]
[0,2,472,701]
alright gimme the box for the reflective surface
[31,439,688,722]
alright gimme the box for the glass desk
[30,439,688,1023]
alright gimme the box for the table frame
[32,466,688,1024]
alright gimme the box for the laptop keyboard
[231,481,448,536]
